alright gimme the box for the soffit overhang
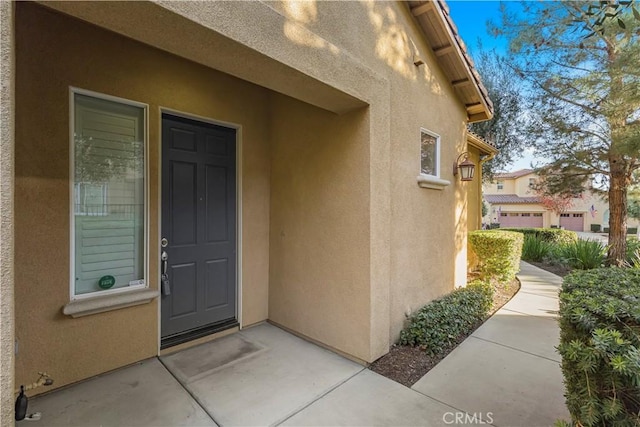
[408,0,494,123]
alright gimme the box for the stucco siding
[0,1,15,423]
[268,1,470,343]
[11,0,482,393]
[268,94,372,362]
[14,3,271,392]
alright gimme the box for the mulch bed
[527,261,572,277]
[368,278,520,387]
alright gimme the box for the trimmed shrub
[521,235,553,262]
[488,223,501,229]
[558,268,640,426]
[399,280,493,355]
[590,224,601,233]
[557,239,607,270]
[468,230,523,284]
[629,227,638,235]
[500,227,578,245]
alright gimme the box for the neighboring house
[0,0,493,408]
[483,169,640,231]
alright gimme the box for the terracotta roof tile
[484,194,541,204]
[494,169,534,179]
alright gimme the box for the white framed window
[420,128,440,178]
[70,89,147,299]
[497,180,504,190]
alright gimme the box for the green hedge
[603,227,638,234]
[399,280,493,355]
[558,268,640,426]
[499,227,578,245]
[468,230,523,284]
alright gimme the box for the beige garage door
[499,212,543,228]
[560,213,584,231]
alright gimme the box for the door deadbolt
[161,238,168,248]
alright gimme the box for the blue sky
[448,1,536,171]
[448,1,507,55]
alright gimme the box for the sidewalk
[411,261,570,426]
[28,261,569,426]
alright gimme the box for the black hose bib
[15,385,27,421]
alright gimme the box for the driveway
[575,231,608,243]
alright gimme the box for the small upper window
[528,178,536,188]
[420,129,440,177]
[497,180,504,190]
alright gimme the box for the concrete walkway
[411,261,570,426]
[27,262,569,426]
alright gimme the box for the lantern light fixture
[453,152,476,181]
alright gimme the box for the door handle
[161,251,168,275]
[161,251,170,296]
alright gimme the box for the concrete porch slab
[282,369,458,426]
[27,358,216,427]
[412,336,569,427]
[471,309,561,362]
[161,323,364,426]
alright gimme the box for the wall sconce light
[453,152,476,181]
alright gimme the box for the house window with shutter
[71,90,147,298]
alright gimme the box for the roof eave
[409,0,494,123]
[467,132,498,156]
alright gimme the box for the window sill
[63,289,159,318]
[417,174,451,190]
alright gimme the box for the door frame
[156,107,243,354]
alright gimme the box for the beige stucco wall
[266,1,471,344]
[14,3,271,393]
[486,178,516,194]
[12,0,479,385]
[269,95,373,361]
[514,174,536,196]
[0,1,15,423]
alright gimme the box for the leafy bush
[468,230,523,284]
[521,235,553,262]
[558,268,640,426]
[626,238,640,268]
[500,227,578,245]
[399,280,494,355]
[557,239,607,270]
[590,224,601,232]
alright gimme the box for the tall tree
[494,1,640,265]
[469,49,527,180]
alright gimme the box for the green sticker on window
[98,275,116,289]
